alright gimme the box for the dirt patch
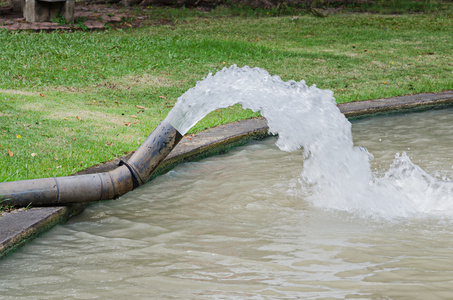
[0,89,36,96]
[0,111,13,117]
[51,73,172,94]
[0,3,152,31]
[45,105,126,125]
[94,76,171,91]
[116,73,173,88]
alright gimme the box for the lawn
[0,2,452,182]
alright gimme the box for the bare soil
[0,3,157,31]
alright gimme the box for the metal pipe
[120,119,183,187]
[0,121,183,207]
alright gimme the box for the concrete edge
[0,204,86,258]
[338,90,453,119]
[1,90,452,258]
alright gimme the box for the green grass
[345,0,453,14]
[0,4,452,182]
[0,203,15,215]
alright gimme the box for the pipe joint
[119,159,143,189]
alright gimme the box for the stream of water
[166,65,453,219]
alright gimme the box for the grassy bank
[0,5,452,182]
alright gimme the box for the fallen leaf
[76,116,82,121]
[106,141,113,147]
[166,106,174,108]
[135,105,145,109]
[39,93,46,97]
[0,145,2,148]
[8,150,13,157]
[159,95,166,99]
[130,115,138,118]
[125,122,132,126]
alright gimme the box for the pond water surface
[1,108,453,299]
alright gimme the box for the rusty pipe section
[119,119,183,187]
[0,165,133,207]
[0,121,183,207]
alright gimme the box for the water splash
[165,65,453,219]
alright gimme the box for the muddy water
[1,108,453,299]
